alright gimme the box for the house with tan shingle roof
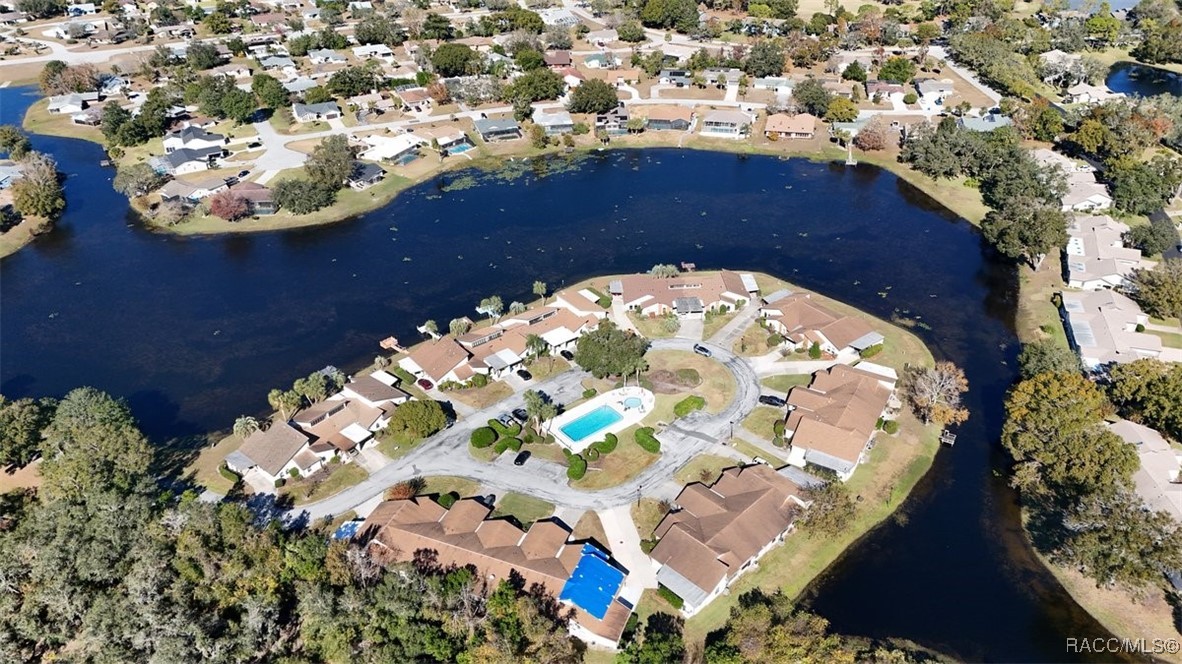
[783,364,897,481]
[361,497,634,648]
[611,270,757,319]
[224,421,317,485]
[764,112,816,139]
[760,291,884,356]
[649,464,810,616]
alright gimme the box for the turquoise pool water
[560,404,623,442]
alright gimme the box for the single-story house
[543,50,572,68]
[346,161,385,190]
[612,270,757,319]
[259,55,296,71]
[784,364,897,481]
[633,105,692,131]
[1063,82,1123,105]
[408,125,471,153]
[163,126,226,153]
[473,118,522,142]
[753,77,793,94]
[657,69,692,87]
[230,181,277,215]
[1065,216,1151,290]
[701,110,752,138]
[596,105,629,135]
[1061,289,1162,370]
[211,63,253,79]
[957,114,1013,132]
[357,133,423,163]
[224,422,317,485]
[866,79,906,103]
[759,290,883,357]
[534,108,575,135]
[650,465,810,617]
[915,78,955,104]
[352,43,395,63]
[764,113,816,139]
[1108,420,1182,521]
[71,106,104,126]
[582,52,618,69]
[47,92,98,114]
[283,77,320,95]
[308,48,347,64]
[291,101,342,123]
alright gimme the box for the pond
[0,86,1123,661]
[1106,61,1182,98]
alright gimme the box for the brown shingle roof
[237,422,310,476]
[786,364,893,464]
[650,465,804,595]
[406,338,471,382]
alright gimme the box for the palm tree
[533,280,547,304]
[233,415,260,439]
[422,319,439,337]
[525,333,550,370]
[538,401,558,436]
[268,388,301,421]
[508,300,528,315]
[523,389,545,434]
[449,317,472,336]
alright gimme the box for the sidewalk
[597,505,658,600]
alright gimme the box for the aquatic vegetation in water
[440,175,478,192]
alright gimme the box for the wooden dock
[940,430,957,446]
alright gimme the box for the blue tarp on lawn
[558,543,625,619]
[332,520,362,540]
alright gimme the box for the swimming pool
[560,404,623,442]
[624,397,642,409]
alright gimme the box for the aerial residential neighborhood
[3,0,1182,660]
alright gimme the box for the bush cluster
[493,437,523,454]
[566,452,587,480]
[657,585,684,609]
[582,388,597,399]
[635,427,661,453]
[488,418,522,437]
[673,395,706,418]
[883,420,900,435]
[859,344,884,358]
[470,427,497,448]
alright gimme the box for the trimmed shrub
[494,438,510,454]
[673,395,706,418]
[393,367,417,386]
[288,468,301,479]
[859,344,883,358]
[657,584,684,609]
[597,432,618,453]
[586,447,600,461]
[876,416,884,430]
[903,92,918,104]
[488,418,522,437]
[1135,323,1146,333]
[582,387,597,399]
[218,464,239,483]
[470,426,497,448]
[469,373,489,388]
[522,431,537,445]
[808,342,822,359]
[767,333,783,346]
[772,435,785,447]
[274,478,286,488]
[883,419,900,435]
[567,453,587,480]
[635,427,661,453]
[772,419,785,437]
[437,492,458,508]
[640,538,658,554]
[505,437,523,452]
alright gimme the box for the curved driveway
[287,336,762,522]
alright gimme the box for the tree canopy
[567,78,619,114]
[573,320,651,379]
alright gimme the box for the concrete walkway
[675,317,703,341]
[598,504,658,598]
[610,301,640,334]
[707,303,761,348]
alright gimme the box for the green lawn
[742,406,784,440]
[492,492,554,526]
[760,374,812,392]
[572,425,659,490]
[629,311,679,339]
[375,433,419,461]
[674,416,941,645]
[674,454,738,485]
[701,309,739,339]
[282,463,368,505]
[1146,328,1182,348]
[421,475,481,499]
[185,431,240,495]
[631,497,668,539]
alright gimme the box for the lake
[0,86,1123,661]
[1106,61,1182,97]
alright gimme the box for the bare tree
[900,361,970,426]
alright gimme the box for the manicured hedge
[772,419,785,437]
[859,344,883,358]
[593,432,618,454]
[437,492,458,508]
[470,426,497,448]
[657,584,684,609]
[488,418,522,437]
[883,420,900,435]
[494,437,524,454]
[273,478,286,488]
[586,447,600,461]
[393,367,417,386]
[567,453,587,480]
[808,342,822,359]
[635,427,661,453]
[673,395,706,418]
[218,464,239,483]
[582,388,597,399]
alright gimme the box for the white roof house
[352,44,394,62]
[1061,290,1162,370]
[357,133,424,162]
[1064,82,1123,105]
[1064,216,1153,290]
[1108,420,1182,521]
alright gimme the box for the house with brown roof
[398,337,473,384]
[784,364,897,481]
[649,464,810,616]
[764,112,816,139]
[224,421,317,485]
[611,270,758,319]
[361,497,634,648]
[759,290,884,356]
[292,398,385,462]
[632,105,693,131]
[543,49,572,68]
[553,287,610,318]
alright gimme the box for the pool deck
[550,387,655,454]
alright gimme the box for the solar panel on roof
[1070,320,1097,347]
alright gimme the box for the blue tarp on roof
[332,520,362,540]
[558,544,625,619]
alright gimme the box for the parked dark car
[512,408,528,423]
[237,169,250,178]
[516,368,533,380]
[417,378,433,390]
[513,450,531,466]
[693,344,712,357]
[759,395,786,407]
[559,349,574,361]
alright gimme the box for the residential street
[285,337,763,523]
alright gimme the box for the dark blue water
[0,86,1120,661]
[1106,61,1182,97]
